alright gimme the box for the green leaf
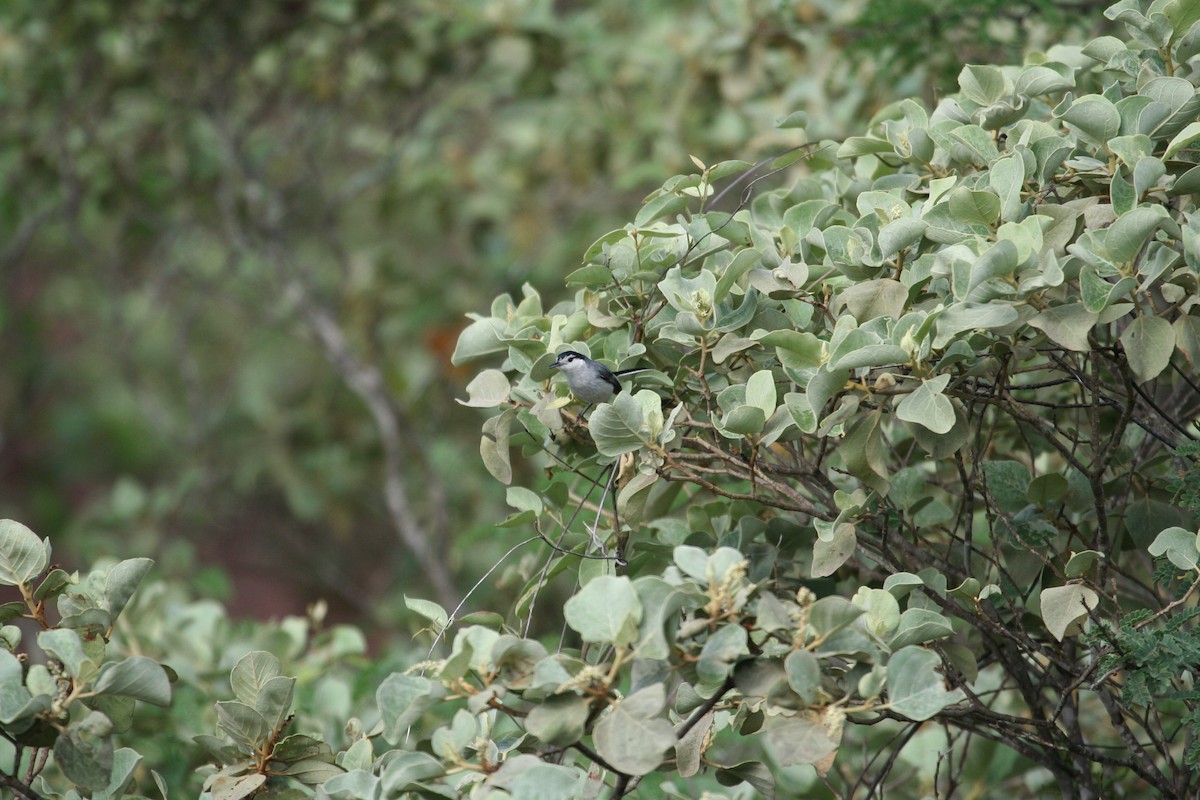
[563,575,642,646]
[1080,265,1136,312]
[324,769,379,800]
[505,486,543,516]
[404,596,449,629]
[451,317,507,365]
[0,649,33,724]
[784,650,822,704]
[837,136,896,158]
[1148,526,1200,570]
[807,596,864,641]
[276,758,344,785]
[1029,303,1099,351]
[96,747,142,800]
[840,410,890,494]
[272,733,332,762]
[984,460,1032,513]
[697,624,749,684]
[230,651,281,707]
[676,708,711,778]
[758,714,838,766]
[525,694,591,746]
[708,159,756,181]
[0,602,25,624]
[960,65,1008,104]
[39,628,95,681]
[1165,120,1200,158]
[255,675,295,731]
[0,520,49,586]
[883,573,925,598]
[840,279,908,321]
[216,700,269,750]
[968,240,1020,296]
[812,522,857,578]
[564,264,614,287]
[745,370,777,416]
[54,711,114,792]
[1120,315,1174,382]
[715,249,762,302]
[673,545,739,585]
[377,750,445,792]
[1065,550,1104,578]
[592,684,675,776]
[503,762,587,799]
[584,229,631,262]
[635,191,689,227]
[1111,167,1135,215]
[1015,64,1076,96]
[456,369,511,408]
[895,374,955,434]
[723,405,766,436]
[855,587,900,639]
[878,217,927,260]
[634,577,703,660]
[947,124,1001,164]
[33,568,72,602]
[887,647,966,721]
[934,302,1019,347]
[1163,0,1200,38]
[377,674,446,746]
[444,626,501,678]
[209,774,266,800]
[989,155,1026,221]
[481,409,514,485]
[889,609,955,649]
[1040,584,1100,641]
[589,390,663,458]
[103,558,153,623]
[776,110,809,129]
[947,188,1001,226]
[1106,206,1168,264]
[830,344,910,370]
[1107,134,1152,169]
[1060,95,1120,147]
[1028,474,1069,505]
[93,657,172,707]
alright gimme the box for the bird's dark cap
[550,350,587,366]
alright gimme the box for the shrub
[5,0,1200,797]
[445,0,1200,795]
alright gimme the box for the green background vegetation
[6,1,1200,798]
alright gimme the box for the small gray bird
[549,350,652,408]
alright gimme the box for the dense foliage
[3,0,1199,798]
[444,0,1200,796]
[0,0,896,618]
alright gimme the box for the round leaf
[1040,584,1100,641]
[0,520,49,587]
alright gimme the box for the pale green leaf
[887,647,965,720]
[563,575,642,646]
[1120,315,1174,382]
[1148,526,1200,570]
[1040,584,1100,641]
[592,684,675,776]
[456,369,511,408]
[895,375,955,434]
[0,520,49,586]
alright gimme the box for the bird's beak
[548,362,560,370]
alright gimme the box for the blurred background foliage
[0,0,1109,631]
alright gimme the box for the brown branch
[295,283,459,608]
[0,770,43,800]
